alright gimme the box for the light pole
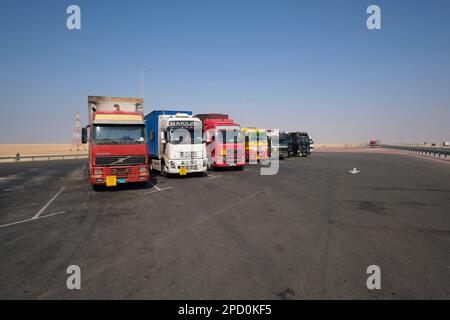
[140,67,152,98]
[439,104,449,146]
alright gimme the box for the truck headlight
[139,167,147,173]
[170,161,176,168]
[203,160,207,167]
[94,169,103,175]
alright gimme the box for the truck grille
[106,167,130,177]
[95,155,146,166]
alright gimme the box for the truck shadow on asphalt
[92,176,159,192]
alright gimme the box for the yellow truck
[242,127,269,162]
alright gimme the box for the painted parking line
[144,184,174,194]
[207,174,222,180]
[32,186,66,220]
[0,211,66,229]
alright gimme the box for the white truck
[145,110,207,176]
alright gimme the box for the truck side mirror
[81,127,88,144]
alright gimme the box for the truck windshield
[247,133,258,142]
[271,136,283,147]
[279,135,288,146]
[168,127,203,145]
[93,124,145,145]
[258,132,268,143]
[216,126,244,144]
[298,136,310,144]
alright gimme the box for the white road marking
[207,174,222,180]
[0,174,19,183]
[0,211,66,229]
[32,186,66,220]
[144,184,173,194]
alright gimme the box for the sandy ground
[314,144,365,149]
[0,144,87,157]
[0,143,354,156]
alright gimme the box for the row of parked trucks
[81,96,313,188]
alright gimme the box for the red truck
[369,139,378,147]
[194,114,245,170]
[81,96,149,189]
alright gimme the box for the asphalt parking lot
[0,150,449,299]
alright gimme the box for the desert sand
[0,144,87,157]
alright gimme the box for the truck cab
[242,128,269,163]
[289,131,312,157]
[195,114,245,170]
[267,130,289,159]
[82,96,149,188]
[145,111,207,176]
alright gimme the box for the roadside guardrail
[380,145,450,159]
[0,154,88,163]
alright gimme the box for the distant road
[0,152,449,299]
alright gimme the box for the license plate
[106,175,117,187]
[117,178,126,184]
[179,167,187,175]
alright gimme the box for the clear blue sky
[1,0,449,144]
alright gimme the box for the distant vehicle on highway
[81,96,149,189]
[289,131,311,156]
[369,139,378,147]
[443,141,450,147]
[145,111,207,176]
[195,113,245,170]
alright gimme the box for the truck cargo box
[144,110,193,158]
[88,96,143,122]
[195,114,229,122]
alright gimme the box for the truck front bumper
[214,155,245,167]
[90,165,149,185]
[165,158,207,174]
